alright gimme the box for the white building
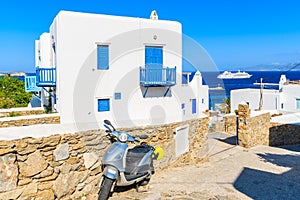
[27,10,209,128]
[231,75,300,113]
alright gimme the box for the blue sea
[201,70,300,110]
[3,71,300,111]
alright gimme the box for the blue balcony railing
[140,65,176,87]
[36,67,56,87]
[25,76,41,92]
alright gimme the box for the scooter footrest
[124,172,148,182]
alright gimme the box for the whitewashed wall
[280,85,300,112]
[231,89,279,112]
[40,11,208,128]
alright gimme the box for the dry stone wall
[0,115,60,128]
[237,103,270,148]
[0,117,209,199]
[269,122,300,146]
[0,108,45,118]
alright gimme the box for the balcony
[140,65,176,87]
[25,76,41,92]
[36,67,56,87]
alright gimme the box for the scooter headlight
[119,133,128,142]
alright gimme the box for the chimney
[150,10,158,20]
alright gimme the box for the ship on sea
[217,70,252,79]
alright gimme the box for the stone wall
[237,103,270,148]
[0,114,60,128]
[0,108,45,118]
[0,117,209,199]
[269,122,300,146]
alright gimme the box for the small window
[192,99,196,114]
[114,92,121,100]
[98,99,110,112]
[202,98,205,104]
[97,45,109,70]
[182,74,188,84]
[296,99,300,109]
[181,103,185,109]
[281,103,284,109]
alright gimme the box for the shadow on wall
[269,124,300,146]
[233,151,300,200]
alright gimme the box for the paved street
[108,132,300,200]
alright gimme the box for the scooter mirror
[103,120,116,131]
[104,120,112,126]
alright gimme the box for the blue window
[145,46,163,83]
[97,45,109,70]
[296,99,300,109]
[192,99,196,114]
[145,46,163,65]
[98,99,110,112]
[114,92,121,100]
[181,103,185,109]
[182,74,188,84]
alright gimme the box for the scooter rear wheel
[98,177,114,200]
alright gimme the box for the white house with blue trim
[26,10,209,128]
[231,75,300,114]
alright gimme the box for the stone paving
[106,132,300,200]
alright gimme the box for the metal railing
[24,76,41,92]
[36,67,56,87]
[140,65,176,87]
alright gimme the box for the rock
[53,173,70,199]
[18,178,32,186]
[66,156,80,165]
[72,141,85,150]
[40,135,61,148]
[39,173,58,182]
[53,143,69,161]
[20,182,38,197]
[83,152,99,169]
[0,148,15,156]
[17,144,36,155]
[59,163,72,174]
[35,189,55,200]
[39,166,54,178]
[17,155,27,162]
[144,193,162,200]
[19,151,48,177]
[0,188,24,200]
[0,154,18,192]
[38,182,53,191]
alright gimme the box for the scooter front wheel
[98,177,114,200]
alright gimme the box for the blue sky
[0,0,300,72]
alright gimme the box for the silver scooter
[98,120,163,200]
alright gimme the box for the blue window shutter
[297,99,300,109]
[145,46,163,83]
[192,99,197,114]
[97,45,109,70]
[145,46,162,65]
[98,99,110,112]
[182,74,188,84]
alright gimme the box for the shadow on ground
[217,136,237,145]
[234,150,300,200]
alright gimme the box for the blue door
[192,99,197,114]
[145,46,163,83]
